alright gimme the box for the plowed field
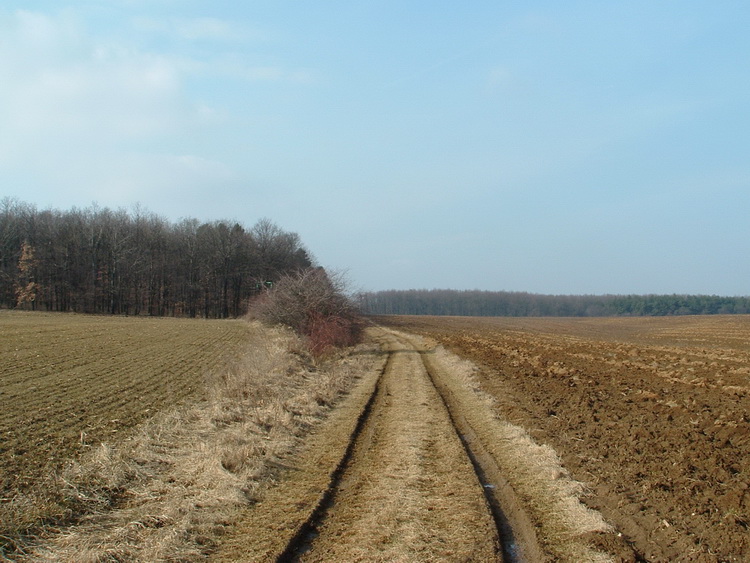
[380,315,750,562]
[0,311,252,534]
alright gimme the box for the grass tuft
[9,321,369,562]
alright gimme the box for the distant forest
[0,199,312,318]
[359,289,750,317]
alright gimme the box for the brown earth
[379,315,750,562]
[9,311,745,561]
[0,311,252,544]
[214,327,619,562]
[13,323,378,562]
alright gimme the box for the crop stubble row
[0,311,252,495]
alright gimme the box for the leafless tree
[0,201,313,318]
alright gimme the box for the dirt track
[215,328,618,562]
[295,330,500,561]
[382,315,750,562]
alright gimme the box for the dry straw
[404,330,614,562]
[16,322,373,562]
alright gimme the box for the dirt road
[215,328,618,562]
[294,329,501,561]
[383,315,750,562]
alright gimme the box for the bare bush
[250,268,363,356]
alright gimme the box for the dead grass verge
[10,322,370,562]
[392,329,614,562]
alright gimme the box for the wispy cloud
[212,58,318,84]
[0,9,231,202]
[486,66,516,91]
[131,16,269,43]
[97,153,238,203]
[0,7,314,171]
[129,15,316,84]
[0,10,190,134]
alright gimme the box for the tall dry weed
[13,321,373,562]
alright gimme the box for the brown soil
[214,328,501,562]
[0,311,251,543]
[214,327,620,562]
[7,319,379,562]
[379,315,750,562]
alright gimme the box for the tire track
[275,329,539,562]
[418,346,544,563]
[275,352,391,562]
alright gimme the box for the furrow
[275,351,392,562]
[419,348,545,563]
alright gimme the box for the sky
[1,1,749,296]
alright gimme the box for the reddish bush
[250,268,363,357]
[305,311,363,357]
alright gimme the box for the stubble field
[380,314,750,562]
[4,310,749,561]
[0,311,253,542]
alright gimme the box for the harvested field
[8,311,747,561]
[16,322,377,562]
[0,311,253,545]
[380,315,750,562]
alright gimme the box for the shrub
[250,268,363,356]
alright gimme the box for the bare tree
[0,201,315,318]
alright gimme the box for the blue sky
[2,1,749,295]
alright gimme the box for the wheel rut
[419,347,543,563]
[274,352,392,561]
[277,329,542,562]
[213,327,547,562]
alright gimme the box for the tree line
[0,199,313,318]
[358,289,750,317]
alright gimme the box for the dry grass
[276,328,498,562]
[401,330,614,562]
[4,319,368,562]
[0,311,252,557]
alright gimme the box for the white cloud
[0,8,312,153]
[0,10,193,146]
[5,148,240,215]
[103,153,236,197]
[0,7,316,216]
[85,152,246,222]
[227,63,316,84]
[0,9,236,203]
[486,66,515,90]
[12,9,82,52]
[174,17,257,42]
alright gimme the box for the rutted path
[214,328,618,562]
[290,330,501,562]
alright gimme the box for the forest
[5,197,748,320]
[359,289,750,317]
[0,199,312,318]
